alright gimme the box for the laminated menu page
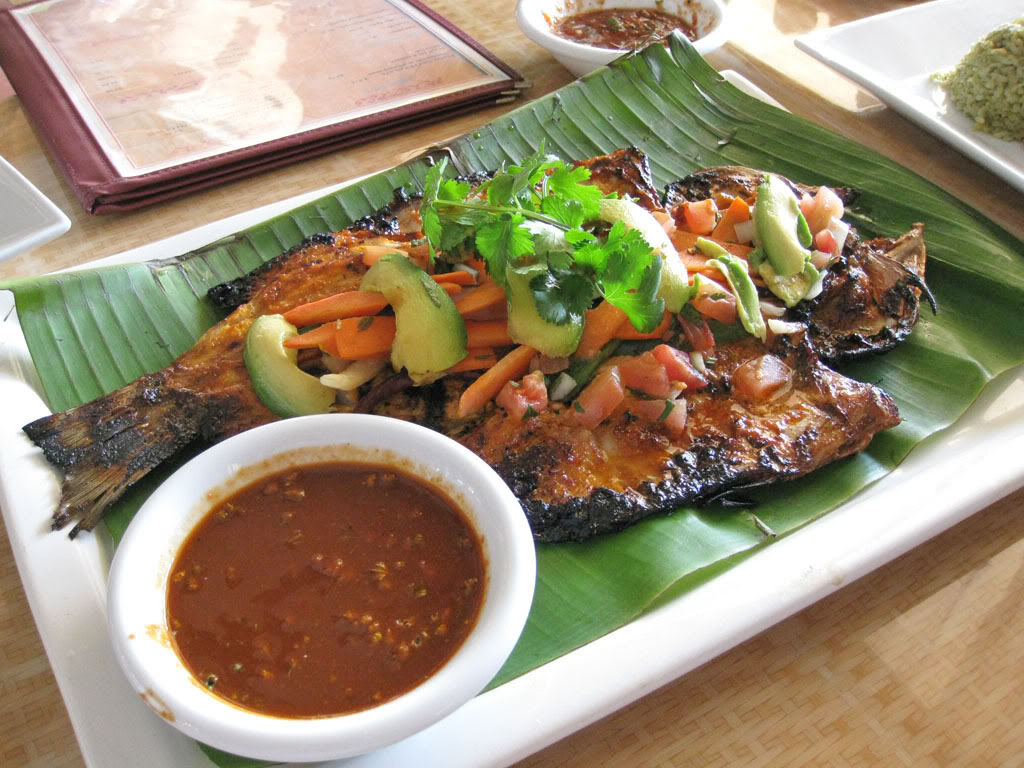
[0,0,526,213]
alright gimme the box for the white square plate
[0,155,70,262]
[796,0,1024,194]
[2,72,1023,768]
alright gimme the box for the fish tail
[23,374,206,538]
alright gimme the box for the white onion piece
[810,250,832,270]
[804,270,826,301]
[767,318,805,335]
[320,358,387,391]
[759,300,787,317]
[826,216,850,256]
[733,218,756,245]
[548,372,577,402]
[689,351,707,374]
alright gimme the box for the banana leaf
[3,37,1023,767]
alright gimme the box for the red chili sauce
[166,462,485,718]
[552,7,698,50]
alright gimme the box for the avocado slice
[757,260,822,308]
[505,263,584,357]
[753,174,812,278]
[360,253,467,383]
[244,314,336,418]
[598,197,690,312]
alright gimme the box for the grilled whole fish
[22,152,928,541]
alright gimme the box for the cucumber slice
[244,314,335,418]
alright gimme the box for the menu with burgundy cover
[0,0,525,214]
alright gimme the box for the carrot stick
[464,320,514,348]
[283,292,389,327]
[613,310,672,340]
[440,282,463,296]
[575,301,627,359]
[282,321,340,349]
[356,244,410,267]
[711,197,751,242]
[454,281,506,316]
[432,270,477,286]
[333,316,397,359]
[446,347,498,373]
[284,276,464,327]
[670,230,753,259]
[457,345,537,417]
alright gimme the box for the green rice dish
[933,16,1024,142]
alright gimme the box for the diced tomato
[732,354,792,402]
[799,186,844,234]
[496,370,548,420]
[690,274,737,325]
[814,228,837,256]
[652,344,708,390]
[624,395,688,437]
[678,312,715,352]
[573,366,624,429]
[681,199,718,236]
[619,352,672,398]
[650,209,675,235]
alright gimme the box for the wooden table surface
[2,1,1023,766]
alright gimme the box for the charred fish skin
[799,223,932,364]
[661,165,860,210]
[465,334,900,543]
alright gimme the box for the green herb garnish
[420,145,664,333]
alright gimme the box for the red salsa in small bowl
[166,461,485,718]
[552,7,699,50]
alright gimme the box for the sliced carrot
[669,230,753,260]
[432,270,477,286]
[333,316,397,360]
[454,281,506,316]
[458,345,537,417]
[711,197,751,242]
[284,276,464,327]
[613,310,672,340]
[447,347,498,373]
[465,320,514,348]
[282,321,340,349]
[283,292,389,328]
[439,282,461,296]
[354,243,411,267]
[575,301,627,359]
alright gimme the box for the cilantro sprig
[420,146,665,333]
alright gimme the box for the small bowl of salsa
[516,0,729,77]
[106,414,536,762]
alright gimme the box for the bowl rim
[106,413,536,763]
[515,0,729,62]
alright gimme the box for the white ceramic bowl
[106,414,536,763]
[516,0,729,77]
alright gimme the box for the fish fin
[23,375,205,537]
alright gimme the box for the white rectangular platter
[3,164,1024,768]
[796,0,1024,195]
